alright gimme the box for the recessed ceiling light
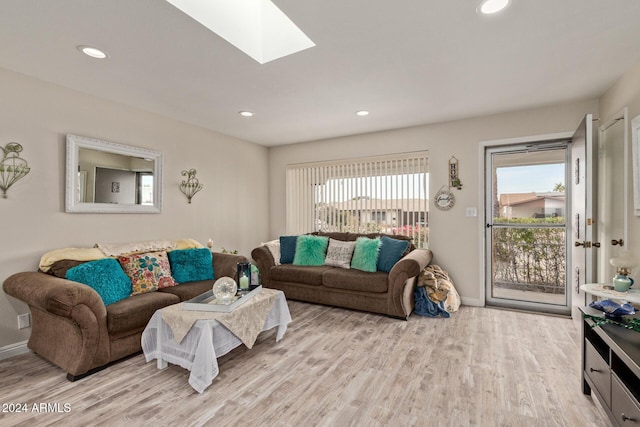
[478,0,510,14]
[239,111,254,117]
[78,45,108,59]
[356,110,370,116]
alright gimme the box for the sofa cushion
[270,265,332,286]
[293,235,329,266]
[106,291,179,335]
[324,238,356,269]
[313,231,356,241]
[322,268,389,293]
[119,251,177,295]
[158,280,213,301]
[377,236,410,273]
[168,248,213,284]
[262,240,281,265]
[65,258,132,306]
[351,237,381,272]
[45,259,90,278]
[279,236,298,264]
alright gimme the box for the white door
[570,114,594,321]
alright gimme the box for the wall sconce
[180,169,203,204]
[0,142,30,199]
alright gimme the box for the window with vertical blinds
[286,152,429,248]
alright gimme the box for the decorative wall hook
[0,142,30,199]
[180,169,203,203]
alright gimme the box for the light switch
[466,207,478,217]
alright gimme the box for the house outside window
[286,152,429,248]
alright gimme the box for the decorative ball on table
[212,277,237,304]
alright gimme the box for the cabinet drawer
[585,340,611,407]
[612,375,640,426]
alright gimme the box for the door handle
[575,241,592,248]
[612,239,625,246]
[592,242,601,248]
[621,413,635,422]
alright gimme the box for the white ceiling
[1,0,639,146]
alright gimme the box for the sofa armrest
[3,272,107,319]
[251,246,275,286]
[212,252,249,279]
[4,271,112,377]
[387,249,433,317]
[389,249,433,283]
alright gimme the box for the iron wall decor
[0,142,30,198]
[180,169,203,203]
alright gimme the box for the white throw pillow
[262,240,281,265]
[324,238,356,269]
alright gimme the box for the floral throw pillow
[118,251,177,295]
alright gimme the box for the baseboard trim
[0,340,30,360]
[461,297,484,307]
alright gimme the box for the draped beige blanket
[417,264,461,312]
[161,288,280,348]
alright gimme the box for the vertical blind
[286,152,429,248]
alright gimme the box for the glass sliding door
[485,142,571,314]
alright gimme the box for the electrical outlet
[17,313,30,329]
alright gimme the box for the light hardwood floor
[0,302,608,427]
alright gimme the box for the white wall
[0,68,270,347]
[268,99,600,305]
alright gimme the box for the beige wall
[269,99,600,305]
[5,57,639,351]
[0,68,269,347]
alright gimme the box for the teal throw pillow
[377,236,410,273]
[65,258,132,306]
[279,235,298,264]
[351,237,381,272]
[168,248,214,283]
[294,235,329,266]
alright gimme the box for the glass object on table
[212,277,237,304]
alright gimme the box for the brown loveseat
[3,245,247,380]
[251,232,432,319]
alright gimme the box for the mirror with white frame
[65,134,163,213]
[596,109,628,283]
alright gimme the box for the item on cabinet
[589,299,637,319]
[610,250,638,292]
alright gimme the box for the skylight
[166,0,315,64]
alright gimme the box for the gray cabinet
[581,308,640,426]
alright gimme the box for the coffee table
[141,288,291,393]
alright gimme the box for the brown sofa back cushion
[311,232,415,254]
[42,260,90,279]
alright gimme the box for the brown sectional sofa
[251,232,432,319]
[3,251,247,380]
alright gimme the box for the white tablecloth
[141,291,291,393]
